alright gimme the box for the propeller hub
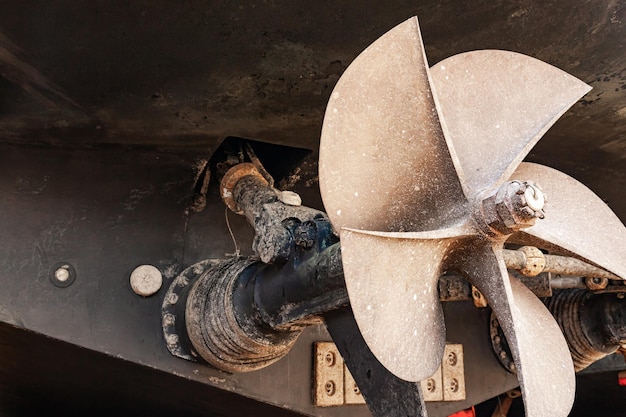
[478,180,546,236]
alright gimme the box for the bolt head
[49,262,76,288]
[163,313,175,326]
[324,381,336,396]
[426,378,436,392]
[449,378,459,392]
[447,352,458,366]
[481,180,546,235]
[54,267,71,282]
[324,352,336,367]
[130,265,163,297]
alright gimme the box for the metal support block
[316,342,466,407]
[421,344,466,402]
[471,286,488,308]
[314,342,345,406]
[443,344,466,401]
[421,366,444,401]
[344,363,366,404]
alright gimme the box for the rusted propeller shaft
[503,247,620,280]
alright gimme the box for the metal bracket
[313,342,368,406]
[314,342,465,407]
[314,342,345,406]
[471,285,488,308]
[421,344,466,402]
[442,344,466,401]
[343,363,366,405]
[421,366,444,401]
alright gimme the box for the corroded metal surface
[490,312,517,374]
[186,258,302,373]
[477,181,547,236]
[546,290,606,371]
[546,290,625,372]
[503,247,620,279]
[505,246,546,277]
[220,162,269,215]
[161,259,218,361]
[231,173,327,264]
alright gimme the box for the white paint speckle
[413,294,417,301]
[336,209,342,216]
[441,65,446,70]
[332,92,339,99]
[332,108,338,113]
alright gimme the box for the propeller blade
[319,16,467,234]
[340,226,470,382]
[324,306,428,417]
[452,239,575,417]
[429,50,591,200]
[511,162,626,279]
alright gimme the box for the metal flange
[220,163,268,214]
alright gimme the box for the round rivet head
[49,262,76,288]
[130,265,163,297]
[55,268,70,282]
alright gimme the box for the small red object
[448,406,476,417]
[618,370,626,386]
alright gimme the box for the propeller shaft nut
[480,181,546,236]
